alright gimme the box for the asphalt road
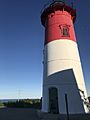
[0,108,40,120]
[0,108,90,120]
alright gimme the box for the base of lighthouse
[42,40,89,114]
[42,69,85,114]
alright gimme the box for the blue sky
[0,0,90,99]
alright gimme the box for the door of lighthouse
[49,87,59,114]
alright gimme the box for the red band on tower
[41,2,76,44]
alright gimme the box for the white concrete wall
[42,39,89,113]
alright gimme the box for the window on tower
[63,27,69,36]
[59,25,70,37]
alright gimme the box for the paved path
[0,108,90,120]
[39,112,90,120]
[0,108,40,120]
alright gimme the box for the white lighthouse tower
[41,1,89,114]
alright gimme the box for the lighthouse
[41,1,89,114]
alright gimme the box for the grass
[0,102,5,108]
